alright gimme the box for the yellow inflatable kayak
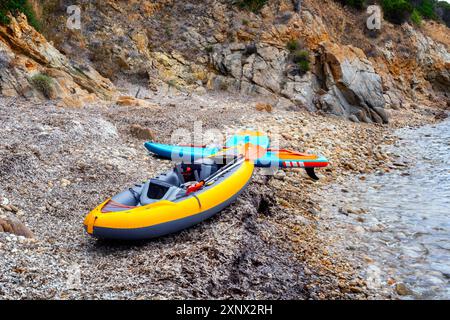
[84,154,254,240]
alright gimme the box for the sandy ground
[0,92,443,299]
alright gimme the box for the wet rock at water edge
[395,283,414,296]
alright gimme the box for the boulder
[116,96,151,107]
[0,216,34,238]
[319,42,388,123]
[255,103,273,112]
[130,124,156,140]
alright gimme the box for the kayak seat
[140,179,176,205]
[154,168,184,187]
[193,158,219,181]
[103,184,144,212]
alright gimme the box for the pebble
[352,226,365,233]
[61,178,71,187]
[0,197,10,206]
[395,283,413,296]
[273,170,286,181]
[369,224,385,233]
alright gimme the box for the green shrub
[0,0,40,30]
[416,0,436,19]
[290,49,310,75]
[293,50,309,63]
[286,39,300,52]
[339,0,366,9]
[411,9,423,25]
[381,0,414,24]
[435,1,450,27]
[30,74,54,98]
[297,60,310,74]
[336,0,447,27]
[235,0,268,13]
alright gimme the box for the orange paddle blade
[242,143,267,161]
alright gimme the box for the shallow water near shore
[321,119,450,299]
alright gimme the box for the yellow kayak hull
[84,160,254,240]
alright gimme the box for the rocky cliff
[24,0,448,123]
[0,13,116,107]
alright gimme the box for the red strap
[186,181,205,195]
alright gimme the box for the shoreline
[314,118,450,300]
[0,94,446,299]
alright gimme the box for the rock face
[2,0,448,120]
[318,42,387,123]
[208,40,388,122]
[404,24,450,93]
[0,13,116,105]
[209,43,288,95]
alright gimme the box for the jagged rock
[348,115,360,123]
[403,24,450,94]
[210,37,389,122]
[149,51,209,93]
[255,103,273,112]
[130,124,156,140]
[117,96,151,107]
[427,63,450,92]
[281,74,318,111]
[384,91,403,110]
[211,43,288,95]
[373,107,389,124]
[319,42,388,123]
[0,14,116,103]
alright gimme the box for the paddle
[186,143,266,195]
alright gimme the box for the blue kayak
[144,131,329,180]
[144,142,329,168]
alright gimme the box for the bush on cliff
[0,0,40,30]
[339,0,367,9]
[235,0,268,12]
[30,74,55,99]
[435,1,450,27]
[286,39,300,52]
[293,49,310,75]
[416,0,436,19]
[337,0,448,26]
[381,0,414,24]
[411,8,423,25]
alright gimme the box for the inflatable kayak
[84,153,254,240]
